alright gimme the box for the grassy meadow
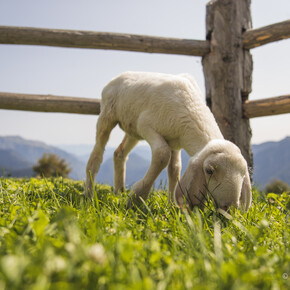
[0,177,289,289]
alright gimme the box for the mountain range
[252,137,290,188]
[0,136,85,180]
[0,135,289,189]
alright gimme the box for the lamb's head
[175,140,252,212]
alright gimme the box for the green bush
[33,153,71,178]
[265,179,289,194]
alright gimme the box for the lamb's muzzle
[85,71,252,211]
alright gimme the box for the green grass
[0,177,289,289]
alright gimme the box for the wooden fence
[0,0,289,168]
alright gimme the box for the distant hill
[54,144,191,187]
[58,143,151,164]
[252,136,290,188]
[1,135,289,189]
[0,136,85,179]
[96,153,151,186]
[0,148,31,170]
[60,137,290,188]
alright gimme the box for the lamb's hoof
[126,195,136,209]
[126,193,142,209]
[83,188,94,199]
[126,197,134,209]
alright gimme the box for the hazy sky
[0,0,289,147]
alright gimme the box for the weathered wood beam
[243,94,290,118]
[0,25,209,56]
[1,91,289,119]
[202,0,253,168]
[0,92,100,115]
[243,20,290,49]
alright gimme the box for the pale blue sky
[0,0,289,147]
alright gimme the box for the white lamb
[85,71,252,211]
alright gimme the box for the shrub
[33,153,71,178]
[265,179,289,194]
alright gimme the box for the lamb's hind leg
[114,134,139,193]
[167,150,181,203]
[85,114,116,197]
[127,125,171,208]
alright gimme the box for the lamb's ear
[239,171,252,211]
[175,156,206,209]
[175,163,194,208]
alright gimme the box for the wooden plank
[0,25,209,57]
[0,92,101,115]
[243,95,290,118]
[243,20,290,49]
[202,0,253,168]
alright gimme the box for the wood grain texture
[202,0,253,167]
[243,20,290,49]
[0,25,209,56]
[243,95,290,118]
[0,92,100,115]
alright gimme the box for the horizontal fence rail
[0,26,209,57]
[243,20,290,49]
[243,94,290,118]
[1,22,289,57]
[0,92,100,115]
[0,22,290,119]
[1,91,290,118]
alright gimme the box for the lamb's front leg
[85,114,115,197]
[167,150,181,203]
[127,127,171,208]
[114,134,138,193]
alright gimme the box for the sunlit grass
[0,177,289,289]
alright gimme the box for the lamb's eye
[205,168,214,175]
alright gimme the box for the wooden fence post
[202,0,253,169]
